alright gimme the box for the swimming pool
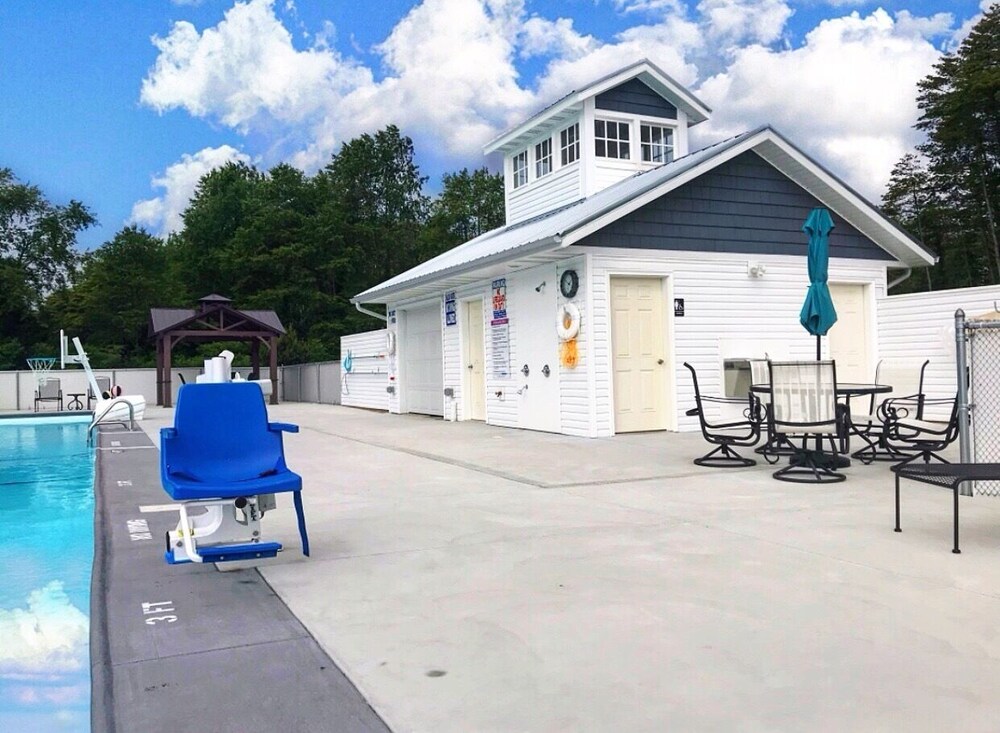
[0,415,94,732]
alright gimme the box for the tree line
[882,4,999,293]
[0,125,503,369]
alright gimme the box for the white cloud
[694,8,945,201]
[141,0,372,131]
[698,0,793,46]
[520,17,597,60]
[131,145,251,235]
[0,582,88,676]
[136,0,974,212]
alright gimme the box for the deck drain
[426,670,447,678]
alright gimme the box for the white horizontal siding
[587,247,887,435]
[340,329,389,411]
[877,283,1000,400]
[557,255,592,436]
[593,161,638,193]
[386,308,400,413]
[507,163,582,226]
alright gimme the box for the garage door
[402,304,444,416]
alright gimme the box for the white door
[462,299,486,420]
[402,303,444,416]
[827,283,871,383]
[516,265,560,432]
[611,276,667,433]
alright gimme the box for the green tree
[425,167,504,254]
[907,4,1000,288]
[0,168,95,367]
[172,161,265,299]
[67,226,180,366]
[317,125,429,289]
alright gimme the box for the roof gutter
[351,234,564,305]
[355,302,387,323]
[887,267,912,291]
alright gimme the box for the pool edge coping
[90,431,116,733]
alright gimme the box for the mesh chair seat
[768,361,846,483]
[851,359,928,464]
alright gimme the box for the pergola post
[155,336,163,406]
[163,335,173,408]
[268,335,278,405]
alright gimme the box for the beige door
[611,276,667,432]
[463,299,486,420]
[828,283,871,382]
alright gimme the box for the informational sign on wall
[444,292,457,326]
[490,278,510,378]
[674,298,685,317]
[492,278,507,321]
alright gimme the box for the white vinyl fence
[0,366,277,412]
[878,283,1000,400]
[279,361,342,404]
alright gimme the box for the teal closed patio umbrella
[799,207,838,359]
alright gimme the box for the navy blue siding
[595,79,677,119]
[578,151,893,261]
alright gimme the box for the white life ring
[557,303,580,341]
[386,330,397,355]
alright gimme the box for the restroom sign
[492,278,507,320]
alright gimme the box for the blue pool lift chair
[160,382,310,564]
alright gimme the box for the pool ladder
[87,398,137,446]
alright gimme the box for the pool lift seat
[160,382,310,564]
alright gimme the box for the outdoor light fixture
[747,262,767,278]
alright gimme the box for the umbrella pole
[816,335,821,361]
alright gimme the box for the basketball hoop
[27,357,57,386]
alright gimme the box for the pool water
[0,416,94,732]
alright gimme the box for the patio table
[750,383,892,468]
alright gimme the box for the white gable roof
[354,126,935,305]
[484,59,712,156]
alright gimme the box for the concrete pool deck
[133,403,1000,731]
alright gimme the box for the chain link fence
[968,321,1000,496]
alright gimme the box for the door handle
[467,364,474,369]
[657,359,665,365]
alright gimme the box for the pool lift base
[165,493,283,564]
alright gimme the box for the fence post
[956,309,973,495]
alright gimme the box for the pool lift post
[60,330,146,435]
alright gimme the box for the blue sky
[0,0,990,251]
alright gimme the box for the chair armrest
[269,422,299,434]
[161,427,178,440]
[685,407,700,417]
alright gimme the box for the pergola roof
[149,300,285,337]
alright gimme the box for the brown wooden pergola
[150,294,285,407]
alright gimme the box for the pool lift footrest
[164,494,281,564]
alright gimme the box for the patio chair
[683,362,761,468]
[768,361,849,483]
[160,382,309,564]
[883,395,959,468]
[34,378,63,412]
[850,359,929,464]
[87,376,112,410]
[749,358,796,465]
